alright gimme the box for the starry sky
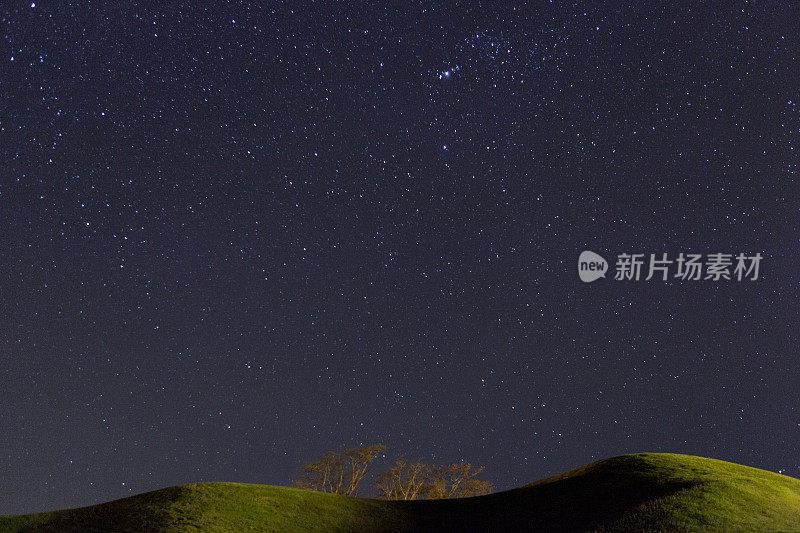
[3,1,800,514]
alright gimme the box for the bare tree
[376,459,431,500]
[376,460,493,500]
[452,477,493,497]
[343,444,387,496]
[294,451,346,493]
[294,444,386,496]
[425,463,492,499]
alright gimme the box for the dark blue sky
[2,1,799,514]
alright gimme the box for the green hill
[3,453,800,532]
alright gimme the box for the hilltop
[2,453,800,532]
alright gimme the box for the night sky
[3,1,800,515]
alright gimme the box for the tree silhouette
[294,444,386,496]
[425,463,492,499]
[376,459,431,500]
[343,444,387,495]
[376,460,493,500]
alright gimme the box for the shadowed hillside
[3,453,800,532]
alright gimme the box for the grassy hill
[2,453,800,532]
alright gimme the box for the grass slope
[2,453,800,532]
